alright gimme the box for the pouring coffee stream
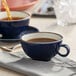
[2,0,12,20]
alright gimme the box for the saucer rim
[0,26,39,42]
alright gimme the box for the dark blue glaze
[21,39,70,61]
[0,19,30,39]
[21,32,70,61]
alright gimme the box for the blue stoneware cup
[0,11,30,39]
[21,32,70,61]
[0,26,39,42]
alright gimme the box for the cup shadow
[9,57,64,73]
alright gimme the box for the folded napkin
[0,50,76,76]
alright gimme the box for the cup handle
[58,44,70,57]
[0,34,3,39]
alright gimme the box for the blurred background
[32,0,55,18]
[0,0,56,17]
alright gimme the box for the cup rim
[0,11,30,22]
[21,32,63,44]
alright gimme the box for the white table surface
[0,17,76,76]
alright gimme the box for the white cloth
[0,51,76,76]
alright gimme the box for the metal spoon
[0,44,21,58]
[0,44,21,52]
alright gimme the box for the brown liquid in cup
[28,38,57,43]
[1,17,24,21]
